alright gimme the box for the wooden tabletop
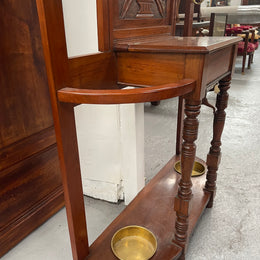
[114,35,241,54]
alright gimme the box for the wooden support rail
[57,79,196,105]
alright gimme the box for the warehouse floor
[2,51,260,260]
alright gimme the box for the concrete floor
[2,51,260,260]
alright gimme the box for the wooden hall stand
[36,0,240,259]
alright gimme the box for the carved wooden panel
[111,0,172,31]
[97,0,177,50]
[119,0,167,19]
[0,0,63,256]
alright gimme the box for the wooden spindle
[205,75,231,208]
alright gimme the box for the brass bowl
[174,160,205,177]
[111,225,157,260]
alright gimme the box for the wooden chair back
[226,26,257,73]
[97,0,179,51]
[209,13,228,36]
[178,0,201,22]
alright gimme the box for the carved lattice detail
[136,0,155,17]
[120,0,166,19]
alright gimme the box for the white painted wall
[74,105,123,202]
[201,1,210,7]
[119,103,145,205]
[201,0,241,7]
[61,0,145,204]
[230,0,241,6]
[62,0,99,56]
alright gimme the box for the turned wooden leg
[174,98,201,256]
[247,54,251,69]
[242,54,246,74]
[205,75,230,208]
[247,53,254,69]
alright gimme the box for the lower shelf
[87,155,211,259]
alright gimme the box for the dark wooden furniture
[36,0,240,259]
[209,13,228,36]
[209,13,257,74]
[178,0,201,22]
[0,0,64,257]
[242,0,260,5]
[175,0,211,37]
[175,20,210,36]
[226,26,257,73]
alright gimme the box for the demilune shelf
[86,155,211,259]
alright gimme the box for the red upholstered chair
[240,27,259,52]
[231,25,260,49]
[226,26,257,74]
[235,25,259,49]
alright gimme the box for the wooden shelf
[87,155,211,259]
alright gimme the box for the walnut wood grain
[0,146,63,256]
[0,127,56,171]
[0,0,63,256]
[116,52,185,87]
[113,26,172,40]
[114,35,241,53]
[0,187,63,257]
[0,0,53,147]
[68,53,118,90]
[0,150,61,228]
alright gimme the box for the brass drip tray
[174,160,205,177]
[111,225,157,260]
